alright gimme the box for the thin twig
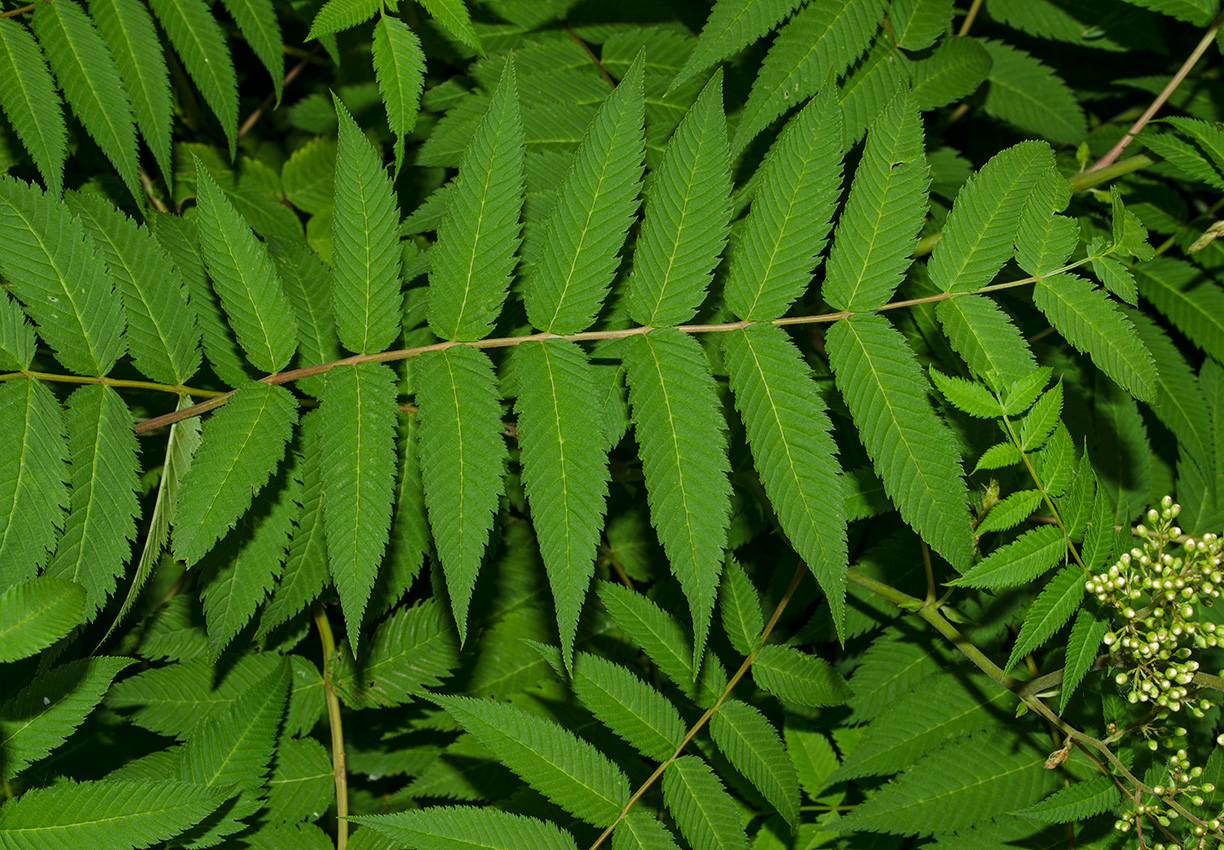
[0,369,223,398]
[566,27,614,88]
[132,254,1105,434]
[957,0,985,35]
[1089,8,1224,172]
[238,45,323,140]
[0,1,45,19]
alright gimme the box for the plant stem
[313,605,348,850]
[133,255,1102,434]
[957,0,984,35]
[0,370,223,398]
[1089,8,1224,172]
[587,563,808,850]
[1068,154,1153,192]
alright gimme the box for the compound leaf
[0,17,66,196]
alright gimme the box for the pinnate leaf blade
[0,577,85,663]
[0,17,66,196]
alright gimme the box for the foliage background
[3,0,1224,849]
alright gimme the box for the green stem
[313,606,348,850]
[1068,155,1153,193]
[0,370,224,398]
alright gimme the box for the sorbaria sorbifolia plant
[3,0,1224,848]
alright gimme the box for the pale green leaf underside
[623,330,731,665]
[826,315,973,569]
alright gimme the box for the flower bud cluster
[1113,745,1223,850]
[1085,497,1223,714]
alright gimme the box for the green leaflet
[752,645,852,708]
[1018,382,1063,451]
[976,489,1043,535]
[828,672,1012,783]
[911,36,991,111]
[731,0,885,155]
[623,330,731,665]
[0,656,134,780]
[822,91,928,312]
[626,71,731,327]
[104,397,201,644]
[929,369,1005,419]
[373,16,425,177]
[147,0,238,156]
[0,780,230,850]
[264,737,331,825]
[416,346,507,642]
[1121,0,1217,24]
[1131,309,1211,463]
[936,295,1036,387]
[218,0,283,106]
[837,732,1053,836]
[320,362,398,650]
[150,212,253,388]
[43,386,138,619]
[308,0,380,39]
[928,141,1051,293]
[512,340,610,665]
[332,97,403,353]
[787,724,838,798]
[375,408,431,617]
[282,136,337,217]
[596,581,728,708]
[194,161,298,374]
[355,806,579,850]
[1134,256,1224,365]
[615,812,681,850]
[722,325,847,634]
[435,694,631,826]
[719,559,763,656]
[31,0,140,203]
[66,192,201,386]
[1060,604,1109,712]
[1014,166,1078,276]
[0,290,36,371]
[172,381,298,566]
[723,86,843,322]
[1005,565,1086,670]
[568,650,685,762]
[198,462,300,656]
[332,599,459,709]
[979,39,1086,146]
[662,755,748,850]
[174,660,291,844]
[826,315,973,570]
[669,0,803,93]
[524,53,644,334]
[0,16,66,195]
[0,577,84,663]
[839,39,912,146]
[709,698,800,828]
[1012,775,1122,822]
[890,0,954,49]
[417,0,483,54]
[0,378,68,585]
[951,525,1066,589]
[257,409,328,637]
[0,175,126,377]
[1032,273,1156,402]
[268,236,341,397]
[428,58,524,342]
